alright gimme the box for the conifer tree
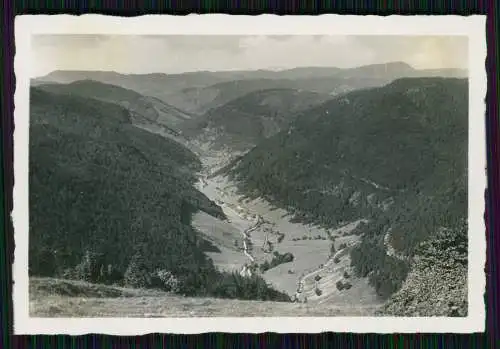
[124,252,150,288]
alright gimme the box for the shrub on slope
[381,221,468,316]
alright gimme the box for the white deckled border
[12,14,487,334]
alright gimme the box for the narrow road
[240,214,264,263]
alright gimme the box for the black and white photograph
[13,15,486,334]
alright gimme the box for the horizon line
[31,61,468,79]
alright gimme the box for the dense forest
[228,77,468,298]
[29,87,290,302]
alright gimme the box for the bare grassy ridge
[30,277,381,317]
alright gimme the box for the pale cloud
[30,35,468,77]
[350,35,468,69]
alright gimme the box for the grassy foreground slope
[228,77,468,300]
[30,277,380,317]
[29,87,289,301]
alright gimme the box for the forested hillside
[164,77,360,115]
[181,88,331,150]
[227,77,468,299]
[37,80,191,129]
[29,87,290,302]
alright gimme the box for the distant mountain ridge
[32,62,467,116]
[33,62,467,86]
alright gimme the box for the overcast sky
[30,35,468,77]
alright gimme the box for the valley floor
[29,277,382,317]
[192,155,381,308]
